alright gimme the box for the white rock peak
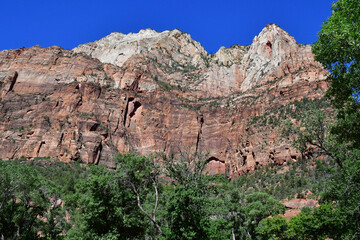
[73,24,321,95]
[239,24,312,91]
[73,28,207,68]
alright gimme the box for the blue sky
[0,0,334,53]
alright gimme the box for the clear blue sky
[0,0,334,53]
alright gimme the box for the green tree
[282,10,360,231]
[165,185,210,240]
[281,99,360,238]
[312,0,360,147]
[162,152,211,239]
[206,188,246,240]
[288,204,343,240]
[322,148,360,238]
[257,204,343,240]
[243,192,285,238]
[311,0,360,237]
[256,215,289,240]
[0,160,61,239]
[115,153,163,237]
[162,151,208,190]
[66,165,145,240]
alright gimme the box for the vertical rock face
[0,24,329,177]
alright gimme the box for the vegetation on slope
[0,151,338,239]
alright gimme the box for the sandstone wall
[0,24,329,177]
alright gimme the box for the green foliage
[243,192,286,237]
[0,153,292,240]
[153,76,189,93]
[3,2,360,237]
[43,115,51,126]
[115,153,163,236]
[288,204,343,240]
[322,147,360,238]
[0,160,65,239]
[27,159,88,197]
[162,152,211,239]
[281,100,360,238]
[249,97,331,128]
[257,204,343,240]
[231,158,333,201]
[165,186,210,240]
[281,108,332,157]
[163,152,208,190]
[67,165,145,240]
[290,1,360,237]
[256,215,289,240]
[161,152,287,240]
[270,1,360,237]
[200,53,211,68]
[95,65,104,71]
[312,0,360,147]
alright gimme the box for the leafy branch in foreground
[0,160,66,239]
[281,108,345,168]
[115,154,163,235]
[312,0,360,148]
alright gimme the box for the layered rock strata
[0,24,328,177]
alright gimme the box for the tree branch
[129,181,162,234]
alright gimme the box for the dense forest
[0,152,343,239]
[1,0,359,239]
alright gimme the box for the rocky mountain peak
[213,45,249,66]
[257,24,295,42]
[72,25,323,96]
[73,28,207,69]
[73,28,211,93]
[239,24,316,91]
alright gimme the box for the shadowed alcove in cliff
[205,156,226,175]
[127,100,143,129]
[129,101,142,118]
[266,40,272,49]
[89,123,100,131]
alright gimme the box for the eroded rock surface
[280,198,319,220]
[0,24,328,177]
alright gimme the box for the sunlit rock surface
[0,24,328,177]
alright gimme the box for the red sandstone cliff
[0,24,328,177]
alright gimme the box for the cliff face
[0,24,328,177]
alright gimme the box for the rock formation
[0,24,329,177]
[281,198,319,220]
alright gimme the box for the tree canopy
[312,0,360,147]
